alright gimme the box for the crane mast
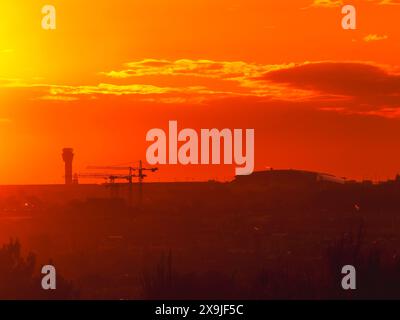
[81,161,159,207]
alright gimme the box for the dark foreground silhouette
[0,170,399,299]
[0,240,78,299]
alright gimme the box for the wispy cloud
[3,80,247,103]
[3,58,400,118]
[46,83,175,96]
[39,95,80,102]
[100,59,290,82]
[307,0,400,8]
[99,59,302,99]
[379,0,400,5]
[363,34,389,42]
[310,0,343,8]
[320,106,400,119]
[1,59,301,102]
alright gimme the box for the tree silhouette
[0,239,78,300]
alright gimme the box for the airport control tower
[62,148,74,185]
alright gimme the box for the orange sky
[0,0,400,184]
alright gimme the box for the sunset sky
[0,0,400,184]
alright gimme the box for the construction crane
[87,161,158,185]
[77,173,137,184]
[77,173,138,199]
[85,161,158,206]
[85,167,136,184]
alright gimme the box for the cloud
[310,0,343,8]
[100,59,400,110]
[2,80,248,104]
[363,107,400,118]
[1,59,301,102]
[262,61,400,97]
[261,61,400,117]
[3,58,400,118]
[47,83,175,96]
[308,0,400,7]
[39,95,80,102]
[100,59,289,82]
[379,0,400,5]
[363,34,389,42]
[99,59,306,100]
[320,106,400,119]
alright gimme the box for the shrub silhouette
[0,239,78,300]
[325,224,400,299]
[140,252,240,299]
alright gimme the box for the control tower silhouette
[62,148,74,185]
